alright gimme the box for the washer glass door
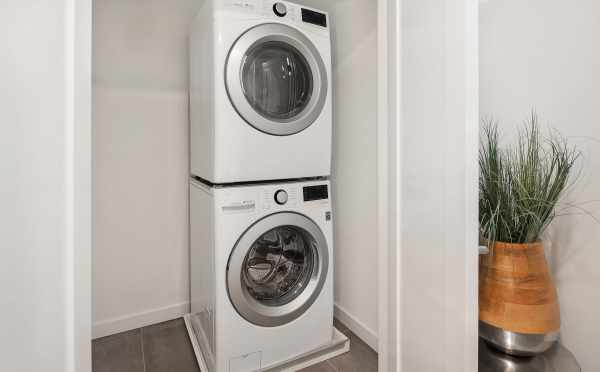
[226,23,328,136]
[227,212,328,327]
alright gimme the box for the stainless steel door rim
[227,212,329,327]
[225,23,328,136]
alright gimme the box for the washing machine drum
[225,23,328,136]
[227,212,329,327]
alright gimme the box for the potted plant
[478,113,580,356]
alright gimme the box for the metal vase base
[479,321,559,356]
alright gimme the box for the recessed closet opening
[92,0,379,370]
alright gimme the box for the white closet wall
[93,0,201,337]
[480,1,600,370]
[297,0,379,350]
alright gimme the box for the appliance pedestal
[183,314,350,372]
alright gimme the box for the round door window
[227,212,329,327]
[241,41,313,122]
[225,23,328,136]
[242,225,316,306]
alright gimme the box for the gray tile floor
[92,318,377,372]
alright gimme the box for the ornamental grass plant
[479,113,581,245]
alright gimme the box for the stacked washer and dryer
[187,1,335,371]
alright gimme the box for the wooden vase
[479,241,560,355]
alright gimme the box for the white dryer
[189,0,332,183]
[189,178,334,371]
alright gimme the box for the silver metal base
[479,338,581,372]
[479,321,559,356]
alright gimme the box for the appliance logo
[224,0,256,12]
[222,200,256,214]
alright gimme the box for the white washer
[189,178,334,372]
[189,0,332,183]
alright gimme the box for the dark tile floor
[92,318,377,372]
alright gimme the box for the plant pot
[479,241,560,356]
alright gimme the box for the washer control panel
[303,184,328,202]
[220,183,329,214]
[260,186,299,211]
[300,7,327,27]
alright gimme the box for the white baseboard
[334,303,378,352]
[92,301,190,339]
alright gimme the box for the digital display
[301,8,327,28]
[303,185,329,201]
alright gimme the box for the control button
[273,2,287,17]
[274,189,288,205]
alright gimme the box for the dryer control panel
[222,0,328,28]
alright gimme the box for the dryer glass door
[227,212,329,327]
[226,23,328,136]
[241,41,313,122]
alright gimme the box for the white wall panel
[397,0,479,370]
[1,0,91,370]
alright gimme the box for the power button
[274,189,288,205]
[273,2,287,17]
